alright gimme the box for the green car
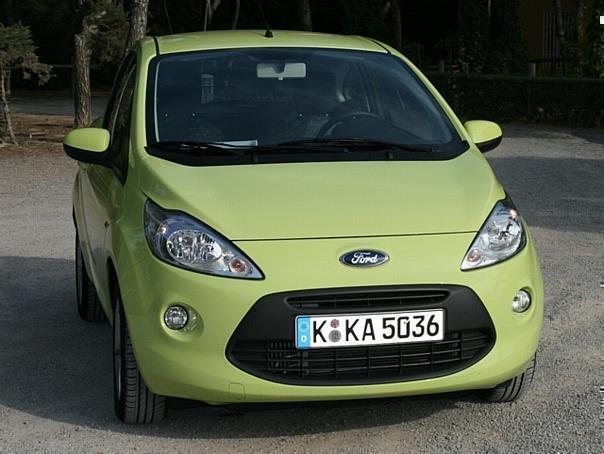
[64,30,543,424]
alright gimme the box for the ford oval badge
[340,250,389,267]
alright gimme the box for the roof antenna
[255,0,273,38]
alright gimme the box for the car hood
[140,150,504,241]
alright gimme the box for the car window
[109,66,136,181]
[104,53,135,132]
[146,48,466,164]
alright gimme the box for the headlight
[461,198,526,270]
[144,199,263,279]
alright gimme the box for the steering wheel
[317,111,382,138]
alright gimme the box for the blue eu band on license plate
[295,309,445,349]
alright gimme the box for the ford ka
[64,30,543,424]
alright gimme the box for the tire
[113,290,167,424]
[75,233,105,322]
[479,354,536,403]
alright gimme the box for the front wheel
[113,290,166,424]
[479,354,536,403]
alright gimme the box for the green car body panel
[68,30,543,405]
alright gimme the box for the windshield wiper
[148,139,436,159]
[256,138,436,154]
[148,141,249,156]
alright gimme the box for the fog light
[512,290,531,313]
[164,305,188,330]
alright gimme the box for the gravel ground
[11,90,107,117]
[0,124,603,453]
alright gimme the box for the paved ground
[11,90,108,118]
[0,124,603,453]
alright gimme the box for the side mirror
[63,128,110,164]
[464,120,503,153]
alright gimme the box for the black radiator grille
[286,289,449,310]
[226,285,496,385]
[230,330,491,384]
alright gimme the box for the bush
[428,73,604,127]
[587,0,604,78]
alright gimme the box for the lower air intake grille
[230,330,491,384]
[227,285,496,385]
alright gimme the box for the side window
[108,67,136,182]
[104,54,135,130]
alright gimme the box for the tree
[486,0,527,74]
[554,0,566,50]
[203,0,222,30]
[231,0,240,29]
[587,0,604,77]
[458,0,489,73]
[456,0,527,74]
[390,0,402,51]
[298,0,312,31]
[1,0,13,100]
[124,0,149,51]
[74,2,104,128]
[574,0,586,74]
[0,0,12,25]
[202,0,241,31]
[338,0,392,45]
[73,0,126,128]
[0,23,50,144]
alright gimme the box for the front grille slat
[286,289,449,310]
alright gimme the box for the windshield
[146,48,466,163]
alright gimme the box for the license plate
[295,309,444,349]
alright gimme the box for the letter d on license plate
[295,310,444,349]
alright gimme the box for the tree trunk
[554,0,566,50]
[391,0,402,51]
[298,0,313,31]
[576,0,585,73]
[203,0,209,30]
[74,31,93,128]
[203,0,222,30]
[73,5,106,128]
[231,0,240,29]
[576,0,585,44]
[124,0,149,51]
[381,1,391,18]
[0,67,17,144]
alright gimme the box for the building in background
[520,0,596,74]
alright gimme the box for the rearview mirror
[257,62,306,79]
[63,128,110,164]
[464,120,502,153]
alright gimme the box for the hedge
[427,72,604,127]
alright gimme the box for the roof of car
[147,30,388,55]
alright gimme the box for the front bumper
[119,231,543,404]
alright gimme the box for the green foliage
[458,0,527,75]
[430,73,604,127]
[0,22,51,143]
[14,0,75,65]
[486,0,527,74]
[0,22,51,84]
[587,0,604,78]
[457,0,490,73]
[337,0,391,44]
[91,3,128,65]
